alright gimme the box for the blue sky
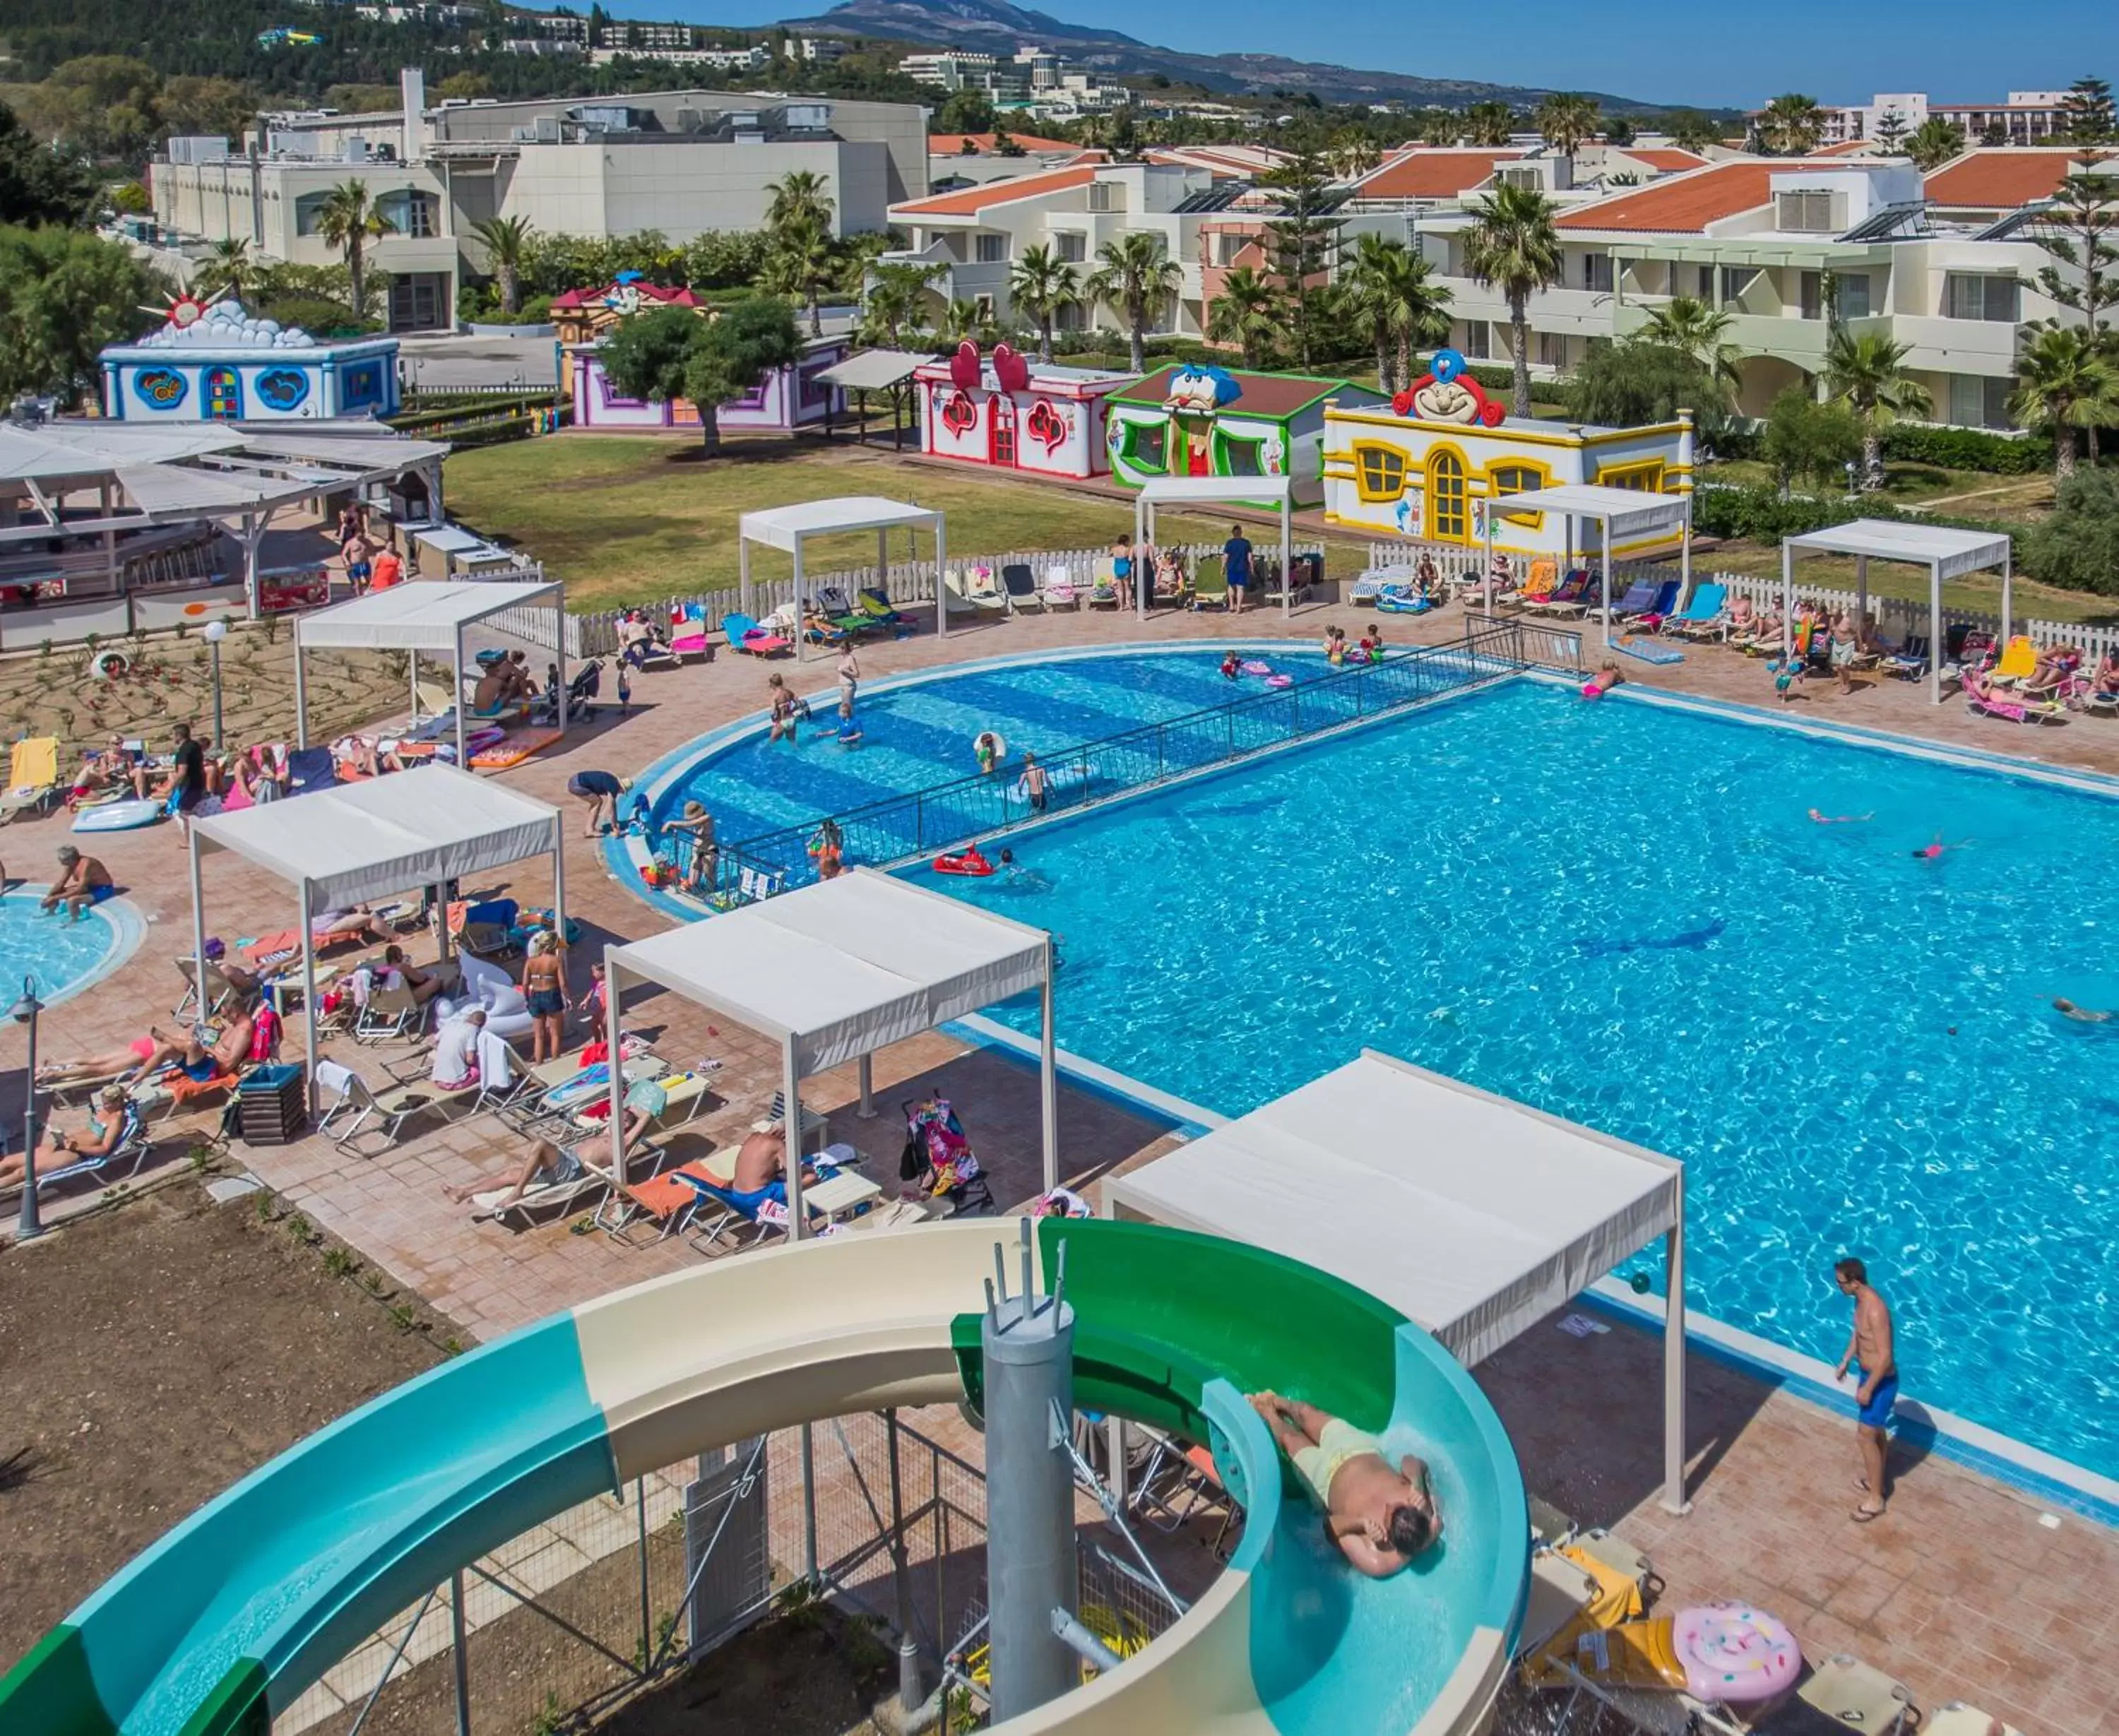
[632,2,2112,110]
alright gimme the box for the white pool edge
[3,887,147,1008]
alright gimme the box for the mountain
[776,0,1661,110]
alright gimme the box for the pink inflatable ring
[1673,1603,1801,1704]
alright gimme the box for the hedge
[1880,423,2045,475]
[1694,483,2014,547]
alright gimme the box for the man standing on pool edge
[1833,1256,1897,1521]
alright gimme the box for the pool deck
[8,594,2118,1734]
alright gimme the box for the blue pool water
[665,651,2119,1482]
[0,889,140,1005]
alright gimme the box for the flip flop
[1851,1504,1885,1523]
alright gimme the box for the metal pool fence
[670,617,1573,902]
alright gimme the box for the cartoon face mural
[1392,348,1506,428]
[133,368,188,412]
[1163,364,1243,417]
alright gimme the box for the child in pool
[835,697,862,746]
[1221,649,1242,679]
[1359,624,1383,657]
[975,732,1002,775]
[1324,626,1347,667]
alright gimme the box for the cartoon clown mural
[1105,364,1380,505]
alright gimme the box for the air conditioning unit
[534,116,561,143]
[675,107,703,131]
[343,138,369,163]
[783,103,829,130]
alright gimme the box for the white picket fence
[563,540,1326,657]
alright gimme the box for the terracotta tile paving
[6,593,2114,1731]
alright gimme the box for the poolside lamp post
[13,975,46,1241]
[203,619,227,751]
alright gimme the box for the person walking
[1223,523,1254,615]
[1832,1256,1897,1521]
[1021,751,1048,814]
[836,644,860,715]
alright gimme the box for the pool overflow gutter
[982,1223,1080,1721]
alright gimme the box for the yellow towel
[9,736,58,790]
[1519,1544,1652,1690]
[1994,636,2036,681]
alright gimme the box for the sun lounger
[1878,635,1930,681]
[353,982,428,1045]
[0,736,61,824]
[722,611,792,657]
[595,1154,722,1243]
[943,568,1004,617]
[475,1124,665,1227]
[1189,561,1229,611]
[857,588,918,636]
[999,564,1045,612]
[1662,582,1728,639]
[678,1141,859,1252]
[1989,634,2037,685]
[1966,672,2068,725]
[1045,565,1083,610]
[567,1066,716,1135]
[1925,1705,2020,1736]
[1795,1654,1913,1735]
[1518,569,1597,617]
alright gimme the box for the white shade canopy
[191,763,563,914]
[738,496,943,552]
[1133,474,1296,507]
[607,869,1049,1076]
[1107,1050,1691,1512]
[814,350,929,392]
[1493,483,1690,538]
[296,579,561,653]
[1783,518,2010,584]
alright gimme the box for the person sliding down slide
[1248,1391,1441,1578]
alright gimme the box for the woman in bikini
[520,929,569,1064]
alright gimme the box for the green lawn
[444,434,1377,610]
[1711,458,2058,528]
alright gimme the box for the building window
[1219,433,1264,476]
[973,294,995,321]
[1694,264,1714,299]
[1836,273,1872,319]
[1353,443,1407,501]
[1086,182,1121,213]
[1948,373,2012,429]
[1538,331,1567,369]
[1719,266,1757,305]
[975,233,1007,263]
[1800,271,1824,321]
[375,190,437,238]
[1488,461,1547,525]
[294,192,330,236]
[1427,449,1468,542]
[1120,418,1168,473]
[1775,190,1836,232]
[1945,273,2019,323]
[1581,253,1613,293]
[1055,232,1085,263]
[205,367,242,420]
[1598,460,1667,492]
[1459,320,1490,359]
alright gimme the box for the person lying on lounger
[1247,1391,1442,1578]
[129,1010,259,1085]
[311,906,396,948]
[9,1085,141,1189]
[442,1081,663,1209]
[382,943,451,1004]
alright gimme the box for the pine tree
[1259,145,1345,370]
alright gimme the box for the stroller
[538,659,603,723]
[901,1094,997,1216]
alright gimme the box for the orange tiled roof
[1351,148,1528,198]
[928,131,1080,156]
[1923,148,2107,208]
[1557,160,1779,233]
[894,166,1100,218]
[1622,148,1709,172]
[1810,140,1875,157]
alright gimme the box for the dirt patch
[0,1184,456,1670]
[311,1544,896,1736]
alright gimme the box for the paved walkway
[9,593,2117,1732]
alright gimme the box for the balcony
[1886,314,2020,375]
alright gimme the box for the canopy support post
[857,1053,874,1119]
[783,1034,806,1237]
[294,634,310,749]
[187,825,208,1036]
[554,593,568,741]
[299,880,320,1115]
[454,626,468,769]
[2000,549,2013,648]
[1279,494,1292,624]
[1679,501,1692,608]
[1780,541,1794,669]
[1929,559,1944,707]
[552,816,567,957]
[605,944,627,1229]
[1661,1170,1690,1516]
[1856,554,1869,637]
[1040,941,1058,1196]
[739,537,752,622]
[793,538,808,664]
[409,649,420,725]
[1134,492,1147,619]
[1483,510,1496,619]
[1600,516,1613,649]
[933,516,946,643]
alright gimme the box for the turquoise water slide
[1,1219,1528,1736]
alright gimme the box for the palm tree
[1666,112,1725,155]
[1460,101,1517,148]
[1536,93,1601,169]
[1329,129,1380,182]
[860,260,942,348]
[1823,326,1933,480]
[193,237,262,306]
[1008,244,1078,362]
[1416,107,1461,147]
[469,215,535,315]
[1756,94,1825,156]
[764,169,833,232]
[1343,233,1452,391]
[1084,232,1180,374]
[1904,117,1966,171]
[1206,266,1283,368]
[1639,295,1743,398]
[2010,324,2119,480]
[314,180,395,323]
[937,298,997,345]
[761,220,837,337]
[1462,183,1562,416]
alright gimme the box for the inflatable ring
[973,730,1007,766]
[1430,347,1467,384]
[1240,660,1272,676]
[1581,682,1605,700]
[90,649,130,681]
[1672,1603,1802,1704]
[933,850,995,878]
[1266,674,1293,689]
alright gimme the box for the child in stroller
[901,1091,996,1215]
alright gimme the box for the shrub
[1692,482,2016,549]
[1880,422,2046,475]
[2022,470,2119,597]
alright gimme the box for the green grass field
[444,435,1376,610]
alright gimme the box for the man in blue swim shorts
[1833,1256,1897,1522]
[42,845,115,922]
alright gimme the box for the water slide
[1,1219,1529,1736]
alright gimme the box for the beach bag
[898,1137,924,1183]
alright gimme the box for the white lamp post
[203,619,227,750]
[13,976,46,1241]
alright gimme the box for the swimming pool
[0,888,143,1006]
[655,649,2119,1485]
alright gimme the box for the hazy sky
[643,1,2113,110]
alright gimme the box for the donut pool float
[1672,1603,1801,1704]
[973,730,1007,766]
[1265,674,1293,689]
[1240,660,1273,676]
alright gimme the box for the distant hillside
[776,0,1663,109]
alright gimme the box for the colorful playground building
[555,279,848,433]
[100,295,398,422]
[1104,364,1382,507]
[1320,355,1692,557]
[913,343,1136,481]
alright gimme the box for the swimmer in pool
[1913,833,1969,860]
[2053,999,2115,1023]
[1221,650,1242,679]
[1808,809,1874,824]
[996,848,1052,892]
